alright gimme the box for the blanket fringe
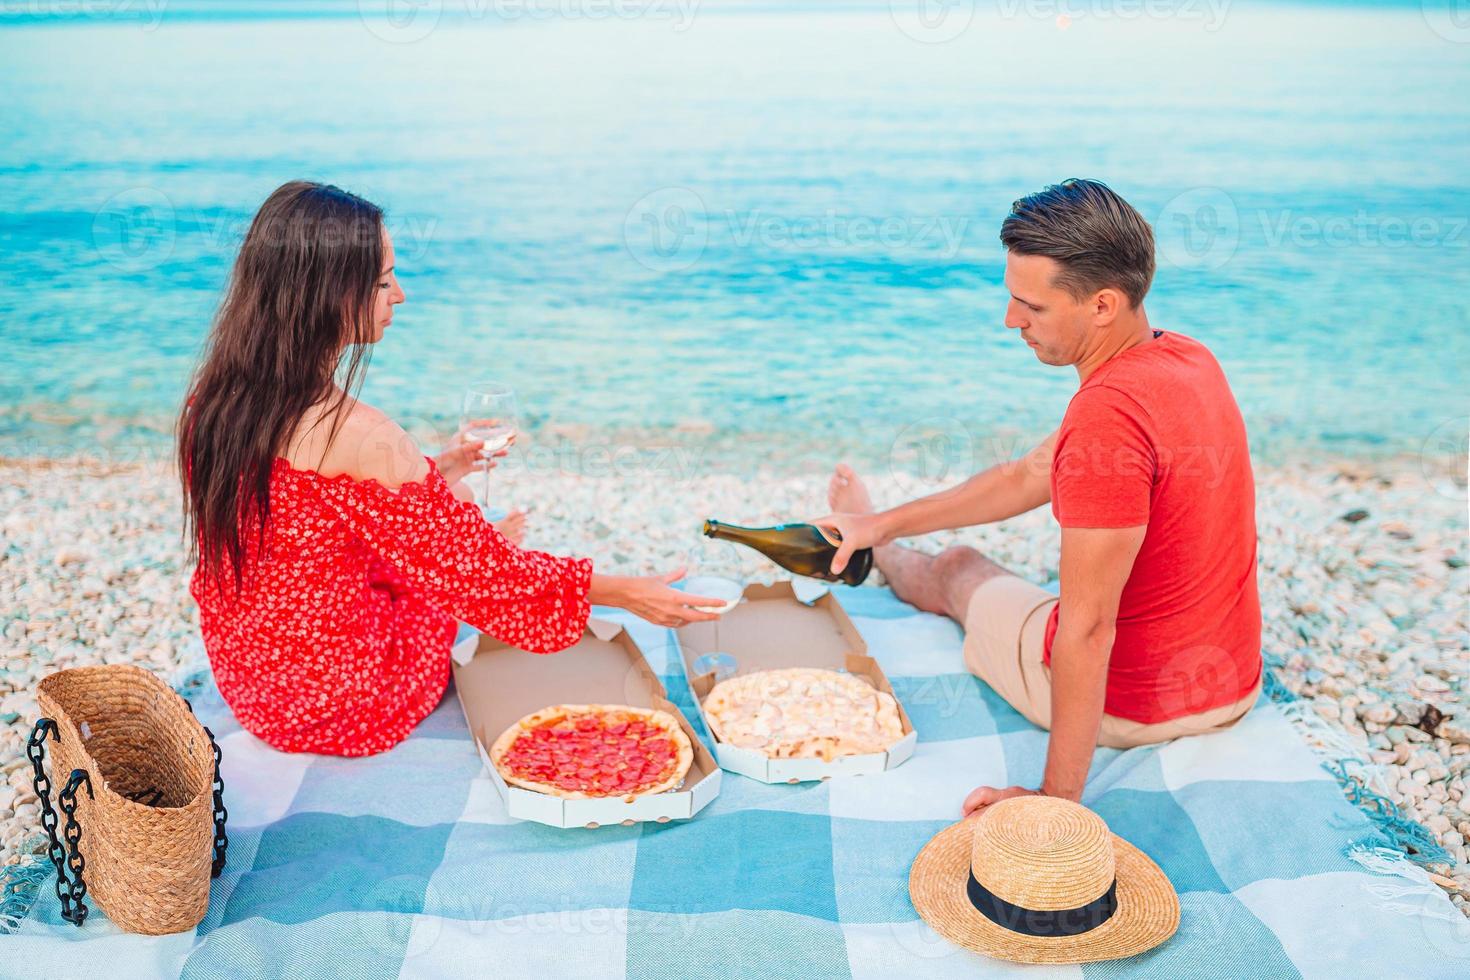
[1264,659,1452,866]
[1346,840,1468,924]
[0,857,52,936]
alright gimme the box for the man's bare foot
[827,463,875,515]
[494,509,528,546]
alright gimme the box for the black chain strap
[56,769,93,926]
[26,719,78,924]
[182,698,229,877]
[202,725,228,877]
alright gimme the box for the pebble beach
[1,449,1466,916]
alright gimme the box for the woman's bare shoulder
[283,397,429,488]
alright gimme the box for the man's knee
[932,545,986,581]
[934,545,1008,619]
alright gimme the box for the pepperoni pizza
[489,704,694,801]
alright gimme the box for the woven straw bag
[26,664,228,934]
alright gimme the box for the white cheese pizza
[702,667,905,761]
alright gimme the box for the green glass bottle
[702,519,873,587]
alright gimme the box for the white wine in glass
[467,421,516,455]
[460,383,519,513]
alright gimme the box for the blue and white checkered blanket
[6,588,1467,977]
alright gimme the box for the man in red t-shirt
[816,178,1262,817]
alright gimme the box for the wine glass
[682,533,743,680]
[460,383,519,517]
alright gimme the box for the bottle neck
[704,519,764,543]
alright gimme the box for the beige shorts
[960,575,1260,749]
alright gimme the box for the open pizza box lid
[673,581,917,783]
[452,617,721,829]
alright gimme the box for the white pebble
[1362,704,1396,726]
[52,546,89,567]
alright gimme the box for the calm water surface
[1,2,1466,473]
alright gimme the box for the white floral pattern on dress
[190,457,592,757]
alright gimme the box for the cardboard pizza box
[673,581,917,783]
[451,617,721,829]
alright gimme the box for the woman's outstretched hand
[589,568,726,629]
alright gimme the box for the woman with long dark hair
[179,181,719,756]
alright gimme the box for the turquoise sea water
[1,1,1467,472]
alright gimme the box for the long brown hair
[179,180,385,591]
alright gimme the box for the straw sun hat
[909,795,1179,964]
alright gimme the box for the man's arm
[817,430,1057,573]
[961,523,1145,813]
[882,430,1057,536]
[1038,524,1146,800]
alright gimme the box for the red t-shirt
[1042,331,1261,724]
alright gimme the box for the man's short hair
[999,179,1155,308]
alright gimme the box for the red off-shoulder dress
[190,457,593,756]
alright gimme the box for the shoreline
[1,452,1467,917]
[3,409,1462,479]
